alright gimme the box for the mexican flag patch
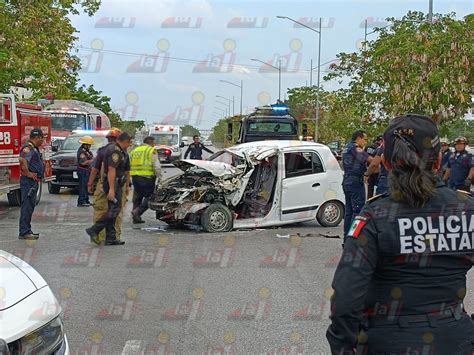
[348,216,368,238]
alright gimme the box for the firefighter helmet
[79,136,94,145]
[106,127,121,138]
[454,136,468,145]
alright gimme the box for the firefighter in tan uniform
[87,128,128,241]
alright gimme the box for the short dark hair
[351,130,366,141]
[144,136,155,145]
[193,135,199,139]
[117,132,132,142]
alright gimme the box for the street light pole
[277,15,322,141]
[216,95,232,116]
[428,0,433,23]
[251,58,281,101]
[220,79,243,116]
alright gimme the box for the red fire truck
[0,94,54,206]
[44,100,111,149]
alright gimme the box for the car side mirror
[52,145,58,152]
[180,142,185,148]
[227,122,233,136]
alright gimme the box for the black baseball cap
[383,114,440,164]
[30,128,44,138]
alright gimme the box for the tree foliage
[285,87,386,143]
[181,125,200,137]
[325,11,474,124]
[0,1,100,94]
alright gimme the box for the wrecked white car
[149,140,345,232]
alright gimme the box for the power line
[76,46,333,74]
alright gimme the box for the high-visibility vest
[130,145,155,176]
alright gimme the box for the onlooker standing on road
[130,136,162,224]
[76,136,94,207]
[341,130,372,239]
[18,128,45,240]
[327,114,474,353]
[184,135,213,160]
[86,132,131,246]
[443,136,474,192]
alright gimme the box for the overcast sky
[71,0,473,130]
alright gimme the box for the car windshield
[208,150,244,167]
[50,113,87,131]
[151,134,178,146]
[247,120,296,134]
[61,134,108,151]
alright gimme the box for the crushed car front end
[149,158,253,231]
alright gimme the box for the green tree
[181,125,200,137]
[0,1,100,94]
[325,11,474,124]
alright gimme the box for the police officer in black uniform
[18,128,45,240]
[364,136,382,199]
[366,140,389,196]
[342,130,372,238]
[76,136,94,207]
[327,114,474,354]
[444,136,474,192]
[85,132,131,246]
[184,135,213,160]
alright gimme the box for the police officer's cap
[383,114,440,163]
[30,128,44,138]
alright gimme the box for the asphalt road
[1,161,474,353]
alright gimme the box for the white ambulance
[148,125,184,163]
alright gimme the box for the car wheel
[200,203,233,233]
[48,182,60,194]
[317,201,344,227]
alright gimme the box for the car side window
[285,152,324,178]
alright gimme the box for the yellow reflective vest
[130,145,155,177]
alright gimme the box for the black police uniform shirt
[327,181,474,351]
[365,143,378,157]
[185,143,212,159]
[448,150,473,186]
[92,142,114,172]
[77,145,94,172]
[20,141,45,179]
[103,143,131,178]
[375,146,388,179]
[342,141,369,178]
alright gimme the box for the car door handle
[312,183,320,187]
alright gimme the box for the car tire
[317,200,344,227]
[48,182,60,194]
[7,189,21,206]
[200,203,233,233]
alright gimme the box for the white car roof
[227,140,327,152]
